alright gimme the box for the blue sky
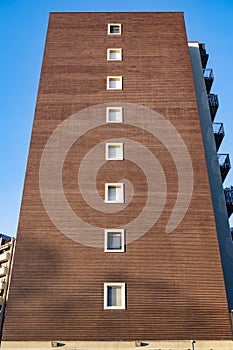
[0,0,233,236]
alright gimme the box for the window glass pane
[107,108,122,122]
[107,286,122,306]
[108,145,117,159]
[116,286,122,306]
[107,287,114,306]
[108,187,116,201]
[109,109,117,121]
[109,78,117,89]
[110,25,120,34]
[110,51,117,59]
[109,50,120,60]
[107,232,122,250]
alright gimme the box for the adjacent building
[1,12,233,349]
[0,234,14,338]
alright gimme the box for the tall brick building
[2,12,233,349]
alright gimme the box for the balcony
[0,280,5,291]
[0,252,10,264]
[213,123,225,151]
[208,93,219,121]
[224,187,233,218]
[0,243,11,253]
[0,266,7,277]
[199,43,209,69]
[218,154,231,182]
[203,69,214,94]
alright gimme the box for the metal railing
[218,154,231,168]
[224,187,233,205]
[213,122,224,136]
[203,68,214,80]
[199,43,207,55]
[199,43,209,69]
[231,227,233,240]
[208,93,219,108]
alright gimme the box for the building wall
[2,12,232,341]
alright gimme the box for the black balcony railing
[213,123,225,151]
[199,43,209,69]
[212,123,225,151]
[208,93,219,121]
[224,187,233,218]
[203,69,214,94]
[218,154,231,182]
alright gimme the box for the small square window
[104,229,125,253]
[106,143,123,160]
[108,24,122,35]
[106,107,123,123]
[107,76,122,90]
[105,183,124,203]
[104,283,126,309]
[107,48,122,61]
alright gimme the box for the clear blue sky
[1,0,233,237]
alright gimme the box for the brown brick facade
[2,12,232,340]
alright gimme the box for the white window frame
[105,183,124,203]
[107,76,123,90]
[107,23,122,35]
[105,143,124,160]
[107,48,122,61]
[104,282,126,309]
[104,229,125,253]
[106,107,123,123]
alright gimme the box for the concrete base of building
[1,340,233,350]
